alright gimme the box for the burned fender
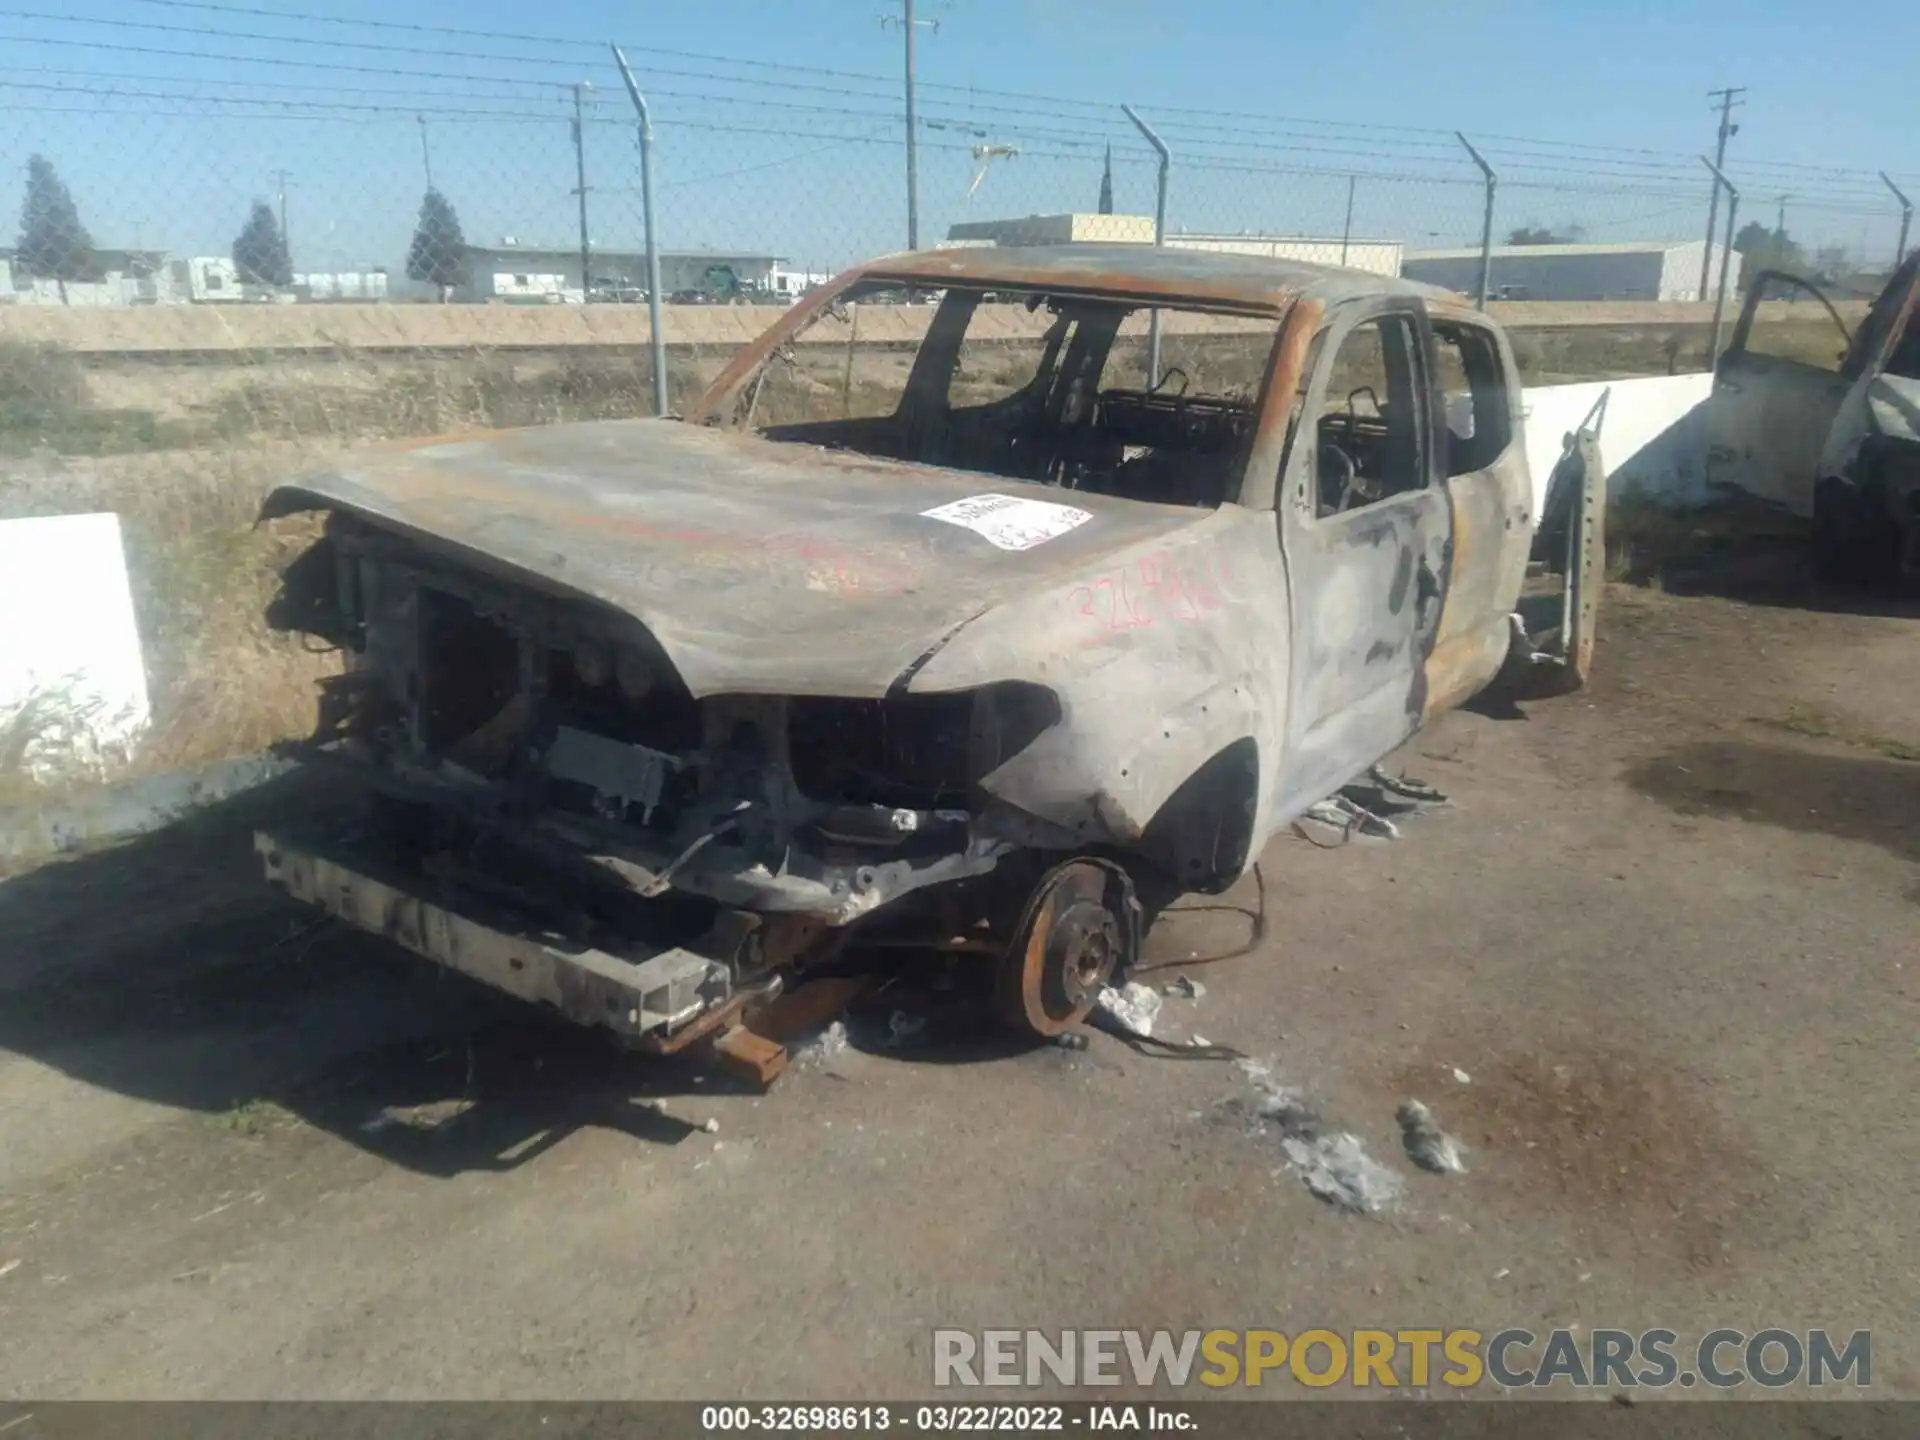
[900,509,1291,881]
[972,674,1262,853]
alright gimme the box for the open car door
[1509,405,1606,696]
[1704,271,1854,516]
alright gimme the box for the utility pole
[571,82,593,302]
[417,115,434,190]
[1701,156,1739,367]
[1700,86,1744,298]
[1776,193,1788,235]
[880,0,937,250]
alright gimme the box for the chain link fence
[0,6,1913,784]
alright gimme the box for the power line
[0,78,1899,206]
[0,62,589,102]
[8,13,1904,191]
[0,8,612,71]
[0,28,1908,211]
[91,0,1919,183]
[0,30,579,86]
[0,76,578,117]
[656,126,898,191]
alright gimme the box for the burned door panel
[1424,315,1533,720]
[1276,302,1449,819]
[1813,255,1920,581]
[1706,271,1854,516]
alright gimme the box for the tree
[405,188,469,301]
[1506,222,1588,246]
[17,154,95,304]
[233,199,293,289]
[1732,220,1807,281]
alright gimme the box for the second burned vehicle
[1705,251,1920,584]
[257,245,1590,1077]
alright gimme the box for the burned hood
[264,418,1218,698]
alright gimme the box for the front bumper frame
[255,829,733,1043]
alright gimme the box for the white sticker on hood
[920,493,1092,551]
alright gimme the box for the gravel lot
[1,569,1915,1401]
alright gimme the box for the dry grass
[0,343,737,800]
[1,439,346,797]
[0,686,114,805]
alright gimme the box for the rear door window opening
[723,282,1283,511]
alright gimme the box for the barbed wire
[0,10,1906,324]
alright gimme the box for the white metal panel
[0,513,150,776]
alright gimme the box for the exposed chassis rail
[255,830,732,1045]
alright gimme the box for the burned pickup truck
[1706,251,1920,583]
[257,244,1577,1078]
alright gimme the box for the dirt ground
[0,560,1915,1402]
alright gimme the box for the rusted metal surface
[258,241,1543,1054]
[994,858,1135,1038]
[709,1025,789,1087]
[255,830,732,1043]
[686,245,1451,429]
[264,422,1229,703]
[744,976,869,1043]
[636,993,751,1055]
[1565,430,1607,684]
[858,244,1454,313]
[1423,316,1535,723]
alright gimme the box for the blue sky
[2,0,1915,277]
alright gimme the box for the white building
[941,214,1403,279]
[769,265,832,301]
[1402,240,1742,302]
[1170,232,1404,280]
[295,271,390,302]
[945,213,1161,247]
[454,242,787,303]
[168,256,244,303]
[1,248,174,305]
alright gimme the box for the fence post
[1700,156,1739,370]
[1122,104,1171,387]
[612,46,670,417]
[1880,171,1913,267]
[1340,174,1356,268]
[1456,133,1496,309]
[572,83,592,304]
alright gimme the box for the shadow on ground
[1625,737,1920,862]
[0,776,1173,1175]
[1615,524,1920,621]
[0,781,786,1177]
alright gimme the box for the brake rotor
[995,858,1138,1038]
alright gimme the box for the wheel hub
[995,859,1137,1038]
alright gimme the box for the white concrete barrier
[1520,372,1716,517]
[0,513,150,779]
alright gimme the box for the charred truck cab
[258,245,1547,1079]
[1705,252,1920,585]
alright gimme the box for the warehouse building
[1402,240,1742,302]
[455,242,786,303]
[942,214,1404,279]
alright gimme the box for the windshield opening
[719,281,1281,510]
